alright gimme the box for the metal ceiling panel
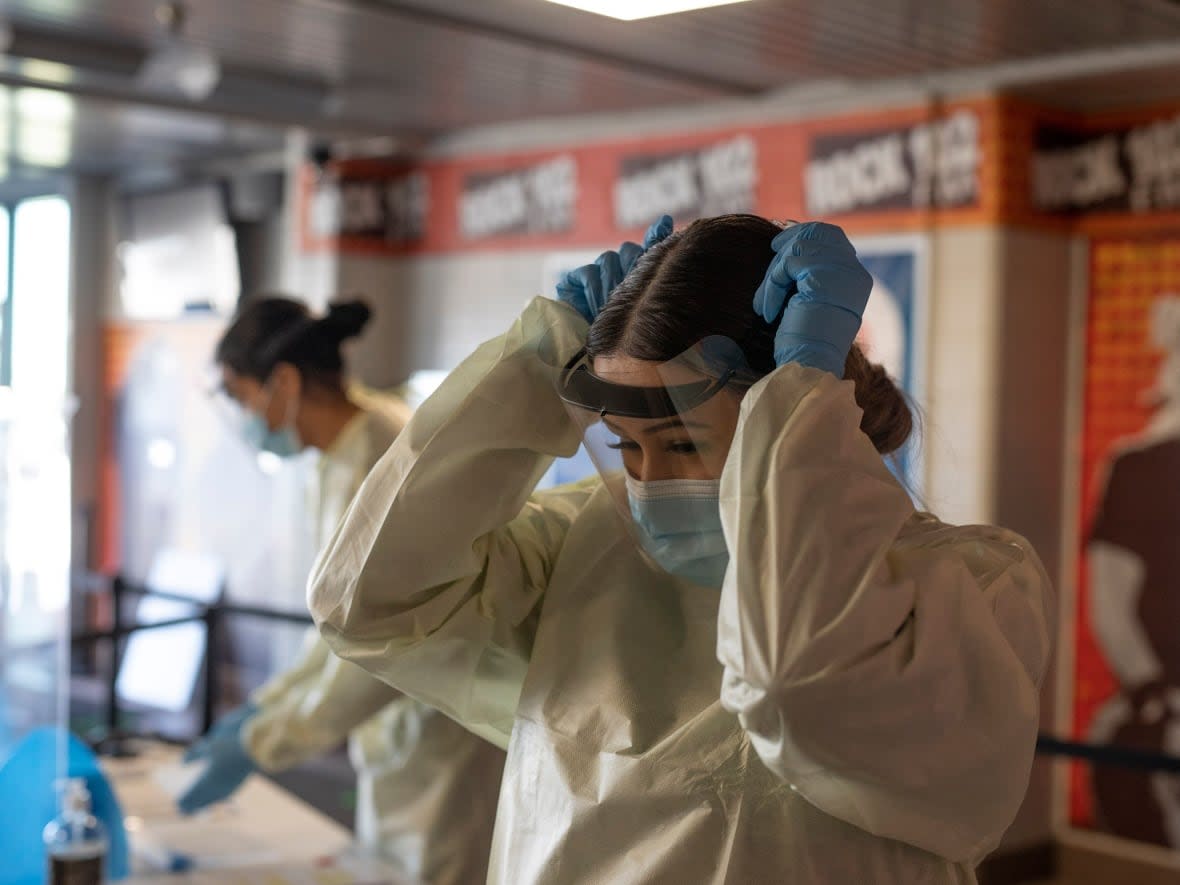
[11,1,1180,114]
[337,0,1180,84]
[4,0,1180,173]
[0,91,286,176]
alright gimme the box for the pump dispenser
[42,778,108,885]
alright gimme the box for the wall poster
[1072,235,1180,848]
[852,234,929,495]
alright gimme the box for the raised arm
[309,297,591,748]
[718,364,1054,862]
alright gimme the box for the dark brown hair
[585,214,912,455]
[215,295,371,390]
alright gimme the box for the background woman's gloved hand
[753,221,873,376]
[182,703,257,761]
[556,214,674,323]
[177,703,259,814]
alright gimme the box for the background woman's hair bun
[320,298,372,341]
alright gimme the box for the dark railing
[70,574,1180,780]
[72,574,312,747]
[1035,733,1180,774]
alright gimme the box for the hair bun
[321,299,372,341]
[845,346,913,456]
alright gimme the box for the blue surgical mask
[241,412,301,458]
[625,475,729,588]
[240,378,303,458]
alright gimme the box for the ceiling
[6,0,1180,176]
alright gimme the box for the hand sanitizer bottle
[43,778,108,885]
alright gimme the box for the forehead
[591,353,710,388]
[591,354,661,386]
[588,352,744,430]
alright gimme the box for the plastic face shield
[203,371,286,469]
[205,379,258,449]
[555,337,760,582]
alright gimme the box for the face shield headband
[557,339,753,419]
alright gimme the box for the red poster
[1074,236,1180,846]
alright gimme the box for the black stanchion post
[202,601,219,735]
[105,576,123,735]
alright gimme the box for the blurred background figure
[180,295,504,883]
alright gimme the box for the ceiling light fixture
[541,0,756,20]
[137,1,220,101]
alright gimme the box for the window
[9,195,70,395]
[0,193,72,675]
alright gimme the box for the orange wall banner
[1032,110,1180,214]
[1000,99,1180,235]
[297,95,1180,258]
[299,98,1002,256]
[300,162,427,255]
[803,109,981,215]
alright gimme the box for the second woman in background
[180,295,505,885]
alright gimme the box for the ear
[271,362,303,400]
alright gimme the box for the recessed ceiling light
[137,1,220,101]
[542,0,755,21]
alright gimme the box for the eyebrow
[603,417,710,436]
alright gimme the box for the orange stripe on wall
[299,93,1180,246]
[95,323,151,574]
[301,96,1005,255]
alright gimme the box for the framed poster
[851,234,930,497]
[1068,236,1180,850]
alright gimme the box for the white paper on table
[150,760,205,800]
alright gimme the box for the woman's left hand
[753,221,873,377]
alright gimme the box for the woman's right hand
[555,214,673,324]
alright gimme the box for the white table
[103,741,411,884]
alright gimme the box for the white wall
[922,227,1004,524]
[332,249,593,386]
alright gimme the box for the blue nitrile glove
[182,702,257,764]
[177,704,258,814]
[556,214,674,323]
[752,221,873,376]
